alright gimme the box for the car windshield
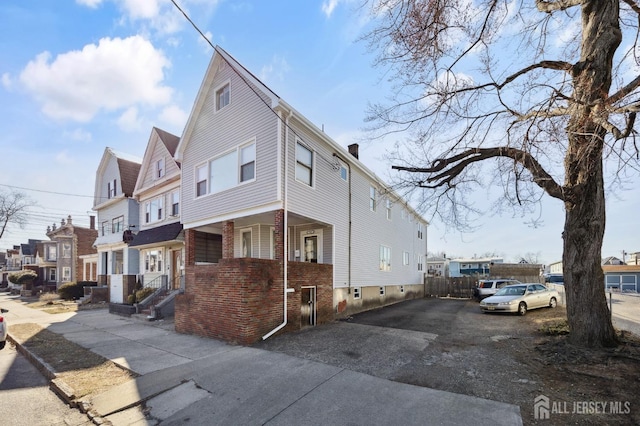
[546,275,564,283]
[494,286,526,296]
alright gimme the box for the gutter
[263,110,294,340]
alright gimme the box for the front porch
[175,209,334,344]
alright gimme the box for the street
[0,343,91,426]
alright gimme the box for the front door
[300,229,323,263]
[171,250,182,290]
[301,286,316,327]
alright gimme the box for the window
[196,141,257,196]
[196,165,207,197]
[101,221,109,236]
[156,158,165,179]
[210,150,238,193]
[49,268,56,281]
[62,267,71,282]
[145,249,163,272]
[403,251,410,266]
[62,243,71,258]
[145,198,163,223]
[379,245,391,271]
[353,287,361,299]
[370,186,377,211]
[108,179,116,198]
[112,216,124,233]
[171,191,180,216]
[47,246,57,261]
[386,199,392,220]
[379,286,385,296]
[241,230,252,257]
[340,165,347,181]
[216,82,230,111]
[400,285,405,293]
[418,223,424,239]
[295,142,313,186]
[417,255,424,271]
[240,144,256,182]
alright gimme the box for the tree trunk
[563,0,620,347]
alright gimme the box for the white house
[172,46,428,344]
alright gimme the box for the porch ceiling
[190,211,331,234]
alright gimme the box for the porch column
[222,221,235,259]
[274,209,285,261]
[185,229,196,266]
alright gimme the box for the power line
[0,183,95,199]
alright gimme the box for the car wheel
[518,302,527,316]
[549,297,557,308]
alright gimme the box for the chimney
[90,215,96,230]
[67,215,72,225]
[348,143,359,159]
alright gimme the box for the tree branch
[536,0,583,13]
[392,147,564,201]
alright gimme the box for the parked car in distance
[544,273,564,285]
[475,279,521,300]
[0,308,8,350]
[480,283,558,315]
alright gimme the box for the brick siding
[175,259,333,345]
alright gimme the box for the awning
[128,222,183,247]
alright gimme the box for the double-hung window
[216,82,230,111]
[296,142,313,186]
[171,191,180,216]
[240,144,256,182]
[47,246,57,261]
[379,245,391,271]
[62,267,71,282]
[156,158,165,179]
[418,223,424,239]
[386,199,392,220]
[370,186,377,211]
[196,165,207,197]
[101,221,109,236]
[107,179,116,198]
[145,198,163,223]
[145,249,163,272]
[62,243,71,258]
[49,268,56,281]
[112,216,124,233]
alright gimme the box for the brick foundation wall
[175,259,333,345]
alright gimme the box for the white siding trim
[182,201,283,230]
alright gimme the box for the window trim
[386,199,392,220]
[403,251,410,266]
[214,80,231,112]
[194,139,257,198]
[370,186,377,212]
[295,141,314,187]
[171,191,180,216]
[195,164,208,197]
[379,245,391,272]
[156,157,165,179]
[62,266,71,282]
[239,141,256,184]
[241,228,252,258]
[112,215,124,233]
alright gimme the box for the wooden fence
[424,277,477,298]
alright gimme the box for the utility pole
[622,250,627,264]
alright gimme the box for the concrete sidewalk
[1,293,523,425]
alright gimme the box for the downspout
[263,110,294,340]
[333,153,352,293]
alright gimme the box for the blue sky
[1,0,638,265]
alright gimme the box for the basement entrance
[301,286,317,327]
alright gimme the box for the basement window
[353,287,361,299]
[379,286,385,296]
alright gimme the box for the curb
[7,333,112,425]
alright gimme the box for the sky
[1,0,638,266]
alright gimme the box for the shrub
[8,270,38,285]
[127,294,136,305]
[58,282,84,300]
[39,293,60,305]
[136,287,155,302]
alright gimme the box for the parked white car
[479,283,559,316]
[0,308,8,350]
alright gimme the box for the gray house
[173,46,428,344]
[93,147,142,303]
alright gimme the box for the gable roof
[117,157,141,197]
[175,45,429,225]
[155,127,180,157]
[94,147,142,207]
[133,127,181,196]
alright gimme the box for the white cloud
[19,35,172,122]
[260,55,290,83]
[158,104,189,130]
[55,150,74,165]
[322,0,340,18]
[117,106,144,132]
[76,0,104,7]
[63,128,93,142]
[1,73,12,90]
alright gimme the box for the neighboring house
[548,261,563,274]
[173,46,428,344]
[19,239,42,268]
[449,257,502,277]
[628,252,640,265]
[130,127,185,293]
[45,215,98,289]
[1,247,21,286]
[603,265,640,293]
[93,147,142,303]
[426,257,448,277]
[34,241,58,291]
[602,256,625,266]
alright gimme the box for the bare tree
[361,0,640,347]
[0,189,34,240]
